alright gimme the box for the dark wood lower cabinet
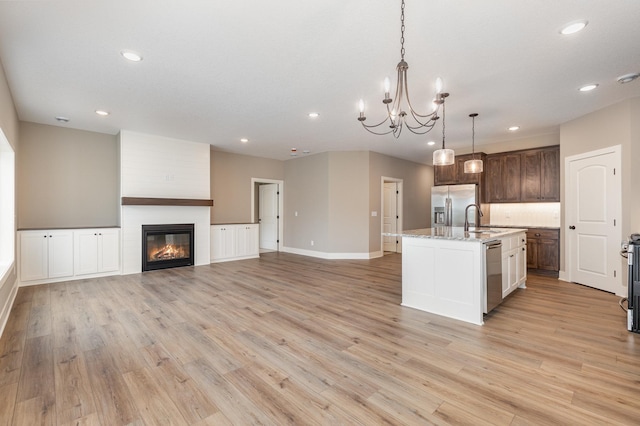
[526,228,559,276]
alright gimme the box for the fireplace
[142,224,194,271]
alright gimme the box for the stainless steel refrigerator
[431,184,479,227]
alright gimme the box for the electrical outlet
[310,240,314,246]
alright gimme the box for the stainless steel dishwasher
[484,240,503,313]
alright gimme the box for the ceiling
[0,1,639,164]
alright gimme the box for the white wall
[559,97,640,282]
[119,130,211,274]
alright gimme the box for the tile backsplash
[489,203,560,228]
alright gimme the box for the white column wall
[119,130,211,274]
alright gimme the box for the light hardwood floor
[1,252,639,425]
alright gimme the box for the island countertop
[384,226,528,242]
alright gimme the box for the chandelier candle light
[357,0,449,138]
[464,113,483,173]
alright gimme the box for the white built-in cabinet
[74,228,120,276]
[500,231,527,298]
[19,228,120,285]
[211,224,259,262]
[20,230,74,282]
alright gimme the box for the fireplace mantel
[121,197,213,207]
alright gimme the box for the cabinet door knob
[535,233,541,237]
[569,226,576,230]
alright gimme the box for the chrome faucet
[464,203,483,231]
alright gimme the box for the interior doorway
[565,145,622,295]
[251,178,284,253]
[381,177,403,254]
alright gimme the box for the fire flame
[150,244,186,261]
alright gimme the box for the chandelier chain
[400,0,405,60]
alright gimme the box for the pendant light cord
[472,114,475,159]
[441,101,446,149]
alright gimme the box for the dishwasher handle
[485,240,502,250]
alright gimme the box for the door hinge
[613,168,616,175]
[614,219,616,226]
[614,270,617,278]
[277,239,279,243]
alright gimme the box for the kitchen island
[386,227,527,325]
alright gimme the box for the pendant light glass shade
[464,113,483,173]
[433,148,455,166]
[463,158,483,173]
[432,96,454,166]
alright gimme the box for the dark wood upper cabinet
[485,155,503,202]
[540,147,560,201]
[433,161,457,186]
[485,145,559,203]
[521,146,560,202]
[434,153,485,186]
[502,153,522,202]
[484,153,521,202]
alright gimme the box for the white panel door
[259,184,278,251]
[567,148,621,294]
[383,182,398,252]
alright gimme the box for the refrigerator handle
[445,198,452,226]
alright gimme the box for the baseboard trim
[282,246,381,260]
[0,264,18,339]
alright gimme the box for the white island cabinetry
[387,227,527,325]
[500,232,527,298]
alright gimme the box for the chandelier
[357,0,449,138]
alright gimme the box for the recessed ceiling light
[121,50,143,62]
[55,116,70,123]
[308,112,319,118]
[560,20,588,35]
[427,141,436,146]
[240,138,249,143]
[617,73,640,84]
[95,110,110,116]
[579,84,598,92]
[508,126,520,131]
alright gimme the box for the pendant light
[432,98,454,166]
[464,113,483,173]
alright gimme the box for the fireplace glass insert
[142,224,194,271]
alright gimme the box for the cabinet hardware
[569,226,575,230]
[535,233,541,237]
